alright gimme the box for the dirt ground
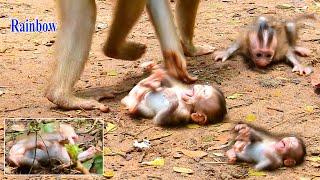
[0,0,320,179]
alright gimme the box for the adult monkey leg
[46,0,108,112]
[104,0,147,60]
[147,0,197,83]
[176,0,214,57]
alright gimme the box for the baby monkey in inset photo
[226,123,306,170]
[121,62,227,126]
[215,14,317,75]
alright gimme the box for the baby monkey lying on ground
[226,123,306,170]
[215,14,317,75]
[121,62,227,126]
[8,123,96,172]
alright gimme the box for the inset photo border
[4,118,104,175]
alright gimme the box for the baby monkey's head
[275,136,306,167]
[182,85,227,125]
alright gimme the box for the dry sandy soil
[0,0,320,179]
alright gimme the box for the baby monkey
[226,123,306,170]
[8,123,96,170]
[121,62,227,126]
[215,14,317,75]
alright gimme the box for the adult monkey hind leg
[176,0,214,57]
[147,0,197,83]
[46,0,109,112]
[104,0,147,60]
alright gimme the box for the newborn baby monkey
[226,123,306,170]
[8,123,96,169]
[121,62,227,126]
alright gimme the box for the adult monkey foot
[104,41,147,61]
[46,88,109,112]
[181,42,215,57]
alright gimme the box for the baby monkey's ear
[191,112,208,125]
[283,158,296,167]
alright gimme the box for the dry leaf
[186,124,200,129]
[304,105,314,113]
[246,113,257,122]
[215,133,232,144]
[106,122,117,133]
[104,169,115,178]
[211,152,225,157]
[227,93,243,99]
[173,167,194,174]
[177,149,208,159]
[248,168,267,176]
[107,70,118,76]
[142,157,165,166]
[104,147,113,156]
[306,156,320,162]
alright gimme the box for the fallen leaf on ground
[304,105,314,113]
[141,157,165,166]
[215,133,232,144]
[107,70,118,76]
[104,169,115,178]
[276,4,293,9]
[177,149,208,159]
[211,152,225,157]
[248,168,267,176]
[173,167,194,174]
[106,122,117,133]
[306,156,320,162]
[186,124,200,129]
[227,93,243,99]
[245,113,257,122]
[104,147,113,156]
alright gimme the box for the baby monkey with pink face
[226,123,306,170]
[121,63,227,126]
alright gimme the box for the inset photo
[4,118,103,175]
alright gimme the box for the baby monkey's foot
[226,149,237,164]
[104,41,146,60]
[292,65,313,75]
[214,50,229,62]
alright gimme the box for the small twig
[149,133,173,141]
[79,119,98,134]
[3,105,28,112]
[228,102,253,110]
[266,107,284,113]
[200,161,228,165]
[303,38,320,42]
[135,126,153,136]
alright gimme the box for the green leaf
[40,122,58,133]
[82,159,94,170]
[65,144,83,161]
[92,154,103,174]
